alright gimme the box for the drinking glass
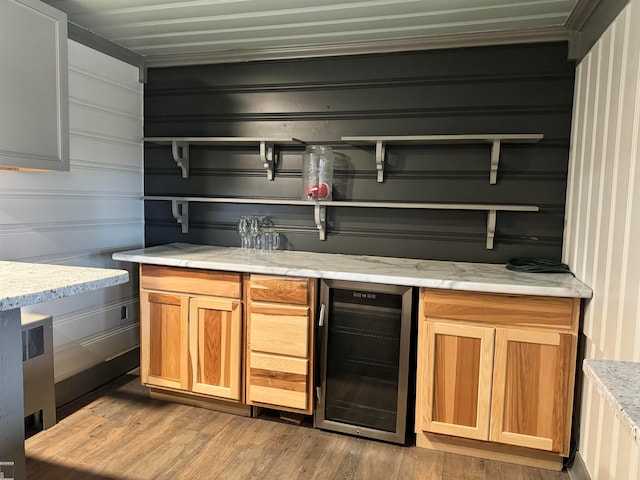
[248,216,262,252]
[260,228,280,253]
[237,216,250,252]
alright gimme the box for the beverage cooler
[314,279,413,444]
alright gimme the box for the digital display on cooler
[352,291,377,300]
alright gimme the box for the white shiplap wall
[563,0,640,478]
[0,40,143,384]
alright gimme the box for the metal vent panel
[23,326,45,360]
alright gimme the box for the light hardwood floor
[26,371,569,480]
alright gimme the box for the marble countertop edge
[0,261,130,311]
[583,359,640,448]
[112,243,592,298]
[1,275,129,311]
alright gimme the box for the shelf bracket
[486,209,497,249]
[489,140,501,184]
[171,200,189,234]
[171,141,190,178]
[314,204,327,240]
[375,140,385,183]
[260,141,276,181]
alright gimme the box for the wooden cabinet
[490,328,573,452]
[138,266,315,413]
[416,288,579,462]
[140,291,189,390]
[189,296,242,400]
[421,321,494,441]
[140,265,243,402]
[0,0,69,171]
[245,274,315,413]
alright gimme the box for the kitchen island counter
[0,261,129,480]
[583,359,640,448]
[113,242,592,299]
[0,260,129,311]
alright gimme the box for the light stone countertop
[583,359,640,448]
[0,260,130,311]
[112,242,592,298]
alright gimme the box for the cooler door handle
[315,303,326,402]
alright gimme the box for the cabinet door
[140,291,189,390]
[490,328,574,453]
[420,321,495,440]
[0,0,69,171]
[247,302,311,412]
[189,297,242,401]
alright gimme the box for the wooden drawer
[249,274,309,305]
[248,352,309,411]
[141,265,241,298]
[249,302,310,357]
[421,288,577,329]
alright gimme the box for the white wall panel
[0,224,142,261]
[563,0,640,478]
[68,40,138,83]
[53,324,139,380]
[565,52,590,305]
[563,56,582,268]
[70,135,142,170]
[0,40,143,384]
[599,16,626,360]
[70,102,141,142]
[0,197,141,225]
[68,72,142,118]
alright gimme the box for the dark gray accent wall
[144,43,575,263]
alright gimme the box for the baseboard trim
[149,388,253,417]
[55,347,140,407]
[568,452,591,480]
[416,432,564,471]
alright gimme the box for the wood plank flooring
[25,371,569,480]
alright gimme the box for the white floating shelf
[144,136,303,180]
[143,195,539,249]
[341,134,544,184]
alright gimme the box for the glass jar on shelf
[302,145,334,201]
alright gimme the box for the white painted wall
[0,40,143,383]
[563,0,640,478]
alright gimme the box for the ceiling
[41,0,603,68]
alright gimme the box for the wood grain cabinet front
[416,288,579,461]
[189,296,242,400]
[140,265,243,403]
[246,275,316,414]
[140,291,189,391]
[420,321,494,441]
[490,327,574,453]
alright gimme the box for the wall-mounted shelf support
[341,134,543,184]
[486,210,497,249]
[375,140,385,183]
[489,140,501,185]
[171,199,189,233]
[145,196,537,249]
[171,141,190,178]
[314,204,327,240]
[260,141,276,180]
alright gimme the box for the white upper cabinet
[0,0,69,171]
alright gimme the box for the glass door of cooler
[315,280,412,444]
